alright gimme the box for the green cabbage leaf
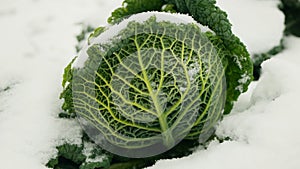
[60,0,253,157]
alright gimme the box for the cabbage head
[60,12,252,158]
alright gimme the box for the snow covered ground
[149,36,300,169]
[0,0,122,168]
[0,0,299,169]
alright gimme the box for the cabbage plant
[60,0,253,158]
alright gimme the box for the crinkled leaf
[88,26,106,44]
[279,0,300,37]
[62,57,77,87]
[108,0,164,24]
[163,0,253,114]
[57,144,86,164]
[46,158,58,168]
[60,57,77,114]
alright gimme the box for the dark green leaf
[56,144,86,164]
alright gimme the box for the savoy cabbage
[59,0,253,160]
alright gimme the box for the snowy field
[0,0,299,169]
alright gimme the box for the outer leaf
[252,39,285,80]
[62,57,77,87]
[60,57,77,115]
[279,0,300,37]
[163,0,253,114]
[108,0,164,24]
[46,158,58,168]
[57,144,86,164]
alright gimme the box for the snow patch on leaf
[74,12,212,68]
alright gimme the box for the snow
[148,1,300,169]
[82,141,106,163]
[217,0,285,54]
[0,0,122,168]
[149,36,300,169]
[75,12,211,68]
[1,0,300,169]
[235,73,252,93]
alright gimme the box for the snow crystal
[86,155,105,163]
[82,142,96,157]
[238,74,251,85]
[235,85,244,93]
[235,73,251,93]
[188,63,200,82]
[81,135,108,162]
[233,55,243,69]
[179,87,186,92]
